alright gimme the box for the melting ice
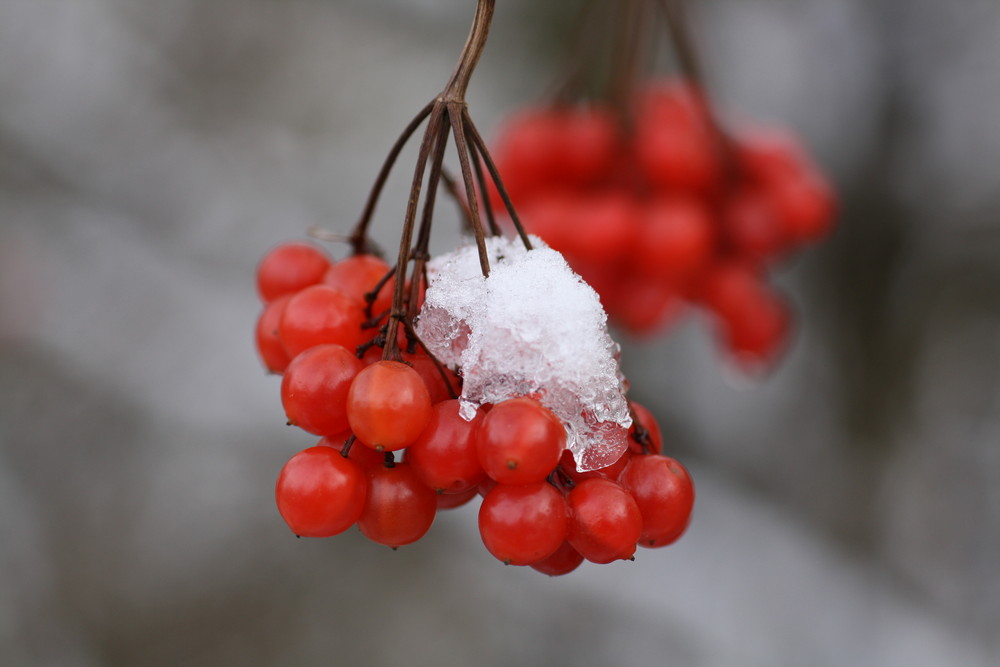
[415,235,631,471]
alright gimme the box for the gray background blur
[1,0,998,665]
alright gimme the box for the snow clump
[415,235,631,471]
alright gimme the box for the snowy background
[1,0,999,665]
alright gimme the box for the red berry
[619,454,694,548]
[737,128,808,182]
[558,106,620,187]
[635,196,714,281]
[477,476,498,499]
[628,401,663,455]
[279,285,367,358]
[721,189,788,261]
[275,446,367,537]
[519,192,580,255]
[696,261,764,315]
[323,254,392,307]
[281,344,362,435]
[255,294,292,373]
[561,190,637,266]
[257,242,331,303]
[407,399,486,493]
[634,82,720,193]
[347,361,433,451]
[317,434,384,472]
[736,129,837,243]
[402,351,460,404]
[530,541,584,577]
[358,462,437,547]
[607,272,683,335]
[478,482,567,566]
[476,397,566,485]
[724,294,790,368]
[767,173,837,244]
[566,478,643,563]
[490,109,566,206]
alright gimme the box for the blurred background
[1,0,998,665]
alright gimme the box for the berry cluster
[254,241,693,574]
[489,79,836,370]
[477,398,694,575]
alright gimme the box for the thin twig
[408,112,452,321]
[659,0,737,181]
[448,104,491,277]
[363,266,397,321]
[384,104,447,361]
[349,100,435,255]
[465,123,501,236]
[462,109,533,251]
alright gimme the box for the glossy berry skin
[478,481,567,566]
[530,541,584,577]
[618,454,694,548]
[358,462,437,548]
[279,285,367,358]
[402,352,460,404]
[281,344,362,436]
[255,294,292,373]
[322,254,391,305]
[476,397,566,485]
[347,361,433,452]
[257,242,331,303]
[317,434,384,472]
[566,478,643,564]
[275,446,367,537]
[407,400,485,493]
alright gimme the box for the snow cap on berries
[416,235,630,471]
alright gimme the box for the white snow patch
[416,235,631,471]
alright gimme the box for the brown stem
[340,434,357,458]
[384,105,447,361]
[609,0,649,116]
[627,399,653,454]
[363,266,398,321]
[349,100,435,255]
[462,109,533,250]
[449,104,491,277]
[549,0,607,104]
[465,123,502,237]
[408,112,453,322]
[373,0,499,355]
[660,0,737,181]
[442,0,496,101]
